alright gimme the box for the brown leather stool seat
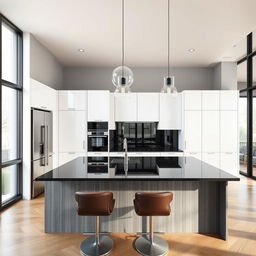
[75,192,115,256]
[133,192,173,256]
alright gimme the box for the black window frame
[0,14,23,210]
[238,32,256,180]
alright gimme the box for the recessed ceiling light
[188,48,195,53]
[78,48,85,52]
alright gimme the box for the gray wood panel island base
[36,157,239,240]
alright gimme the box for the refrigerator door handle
[46,125,49,166]
[40,125,46,166]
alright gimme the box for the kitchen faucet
[123,137,128,176]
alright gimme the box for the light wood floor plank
[0,175,255,256]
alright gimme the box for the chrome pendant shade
[161,0,178,96]
[112,0,134,93]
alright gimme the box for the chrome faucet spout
[123,138,128,176]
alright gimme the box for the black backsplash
[110,123,179,152]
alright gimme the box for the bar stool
[75,192,115,256]
[133,192,173,256]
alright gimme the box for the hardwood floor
[0,176,255,256]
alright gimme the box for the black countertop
[35,157,240,181]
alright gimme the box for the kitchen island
[36,156,239,240]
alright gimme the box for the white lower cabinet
[220,111,238,153]
[220,152,238,176]
[58,152,85,166]
[59,111,86,152]
[202,153,220,168]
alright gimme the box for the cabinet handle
[184,140,187,150]
[225,152,233,154]
[41,106,47,109]
[68,152,76,154]
[207,152,215,154]
[83,140,85,149]
[68,107,76,110]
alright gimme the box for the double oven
[87,122,109,173]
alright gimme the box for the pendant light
[112,0,134,93]
[161,0,178,96]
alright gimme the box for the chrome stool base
[135,235,168,256]
[80,235,113,256]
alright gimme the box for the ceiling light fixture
[112,0,133,93]
[161,0,177,96]
[188,48,195,53]
[78,48,85,52]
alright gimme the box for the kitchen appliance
[88,122,108,152]
[88,157,108,173]
[31,109,53,198]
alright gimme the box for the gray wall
[213,62,237,90]
[30,35,63,89]
[63,67,214,91]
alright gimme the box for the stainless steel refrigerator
[31,109,53,198]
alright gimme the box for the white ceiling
[1,0,256,67]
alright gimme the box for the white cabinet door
[58,90,87,110]
[202,91,220,110]
[220,91,238,110]
[158,93,182,130]
[30,79,56,111]
[184,91,202,110]
[109,93,116,130]
[58,152,85,166]
[184,111,201,153]
[115,93,137,122]
[220,152,238,176]
[59,111,86,152]
[88,90,109,121]
[202,111,220,152]
[220,111,238,153]
[137,93,159,121]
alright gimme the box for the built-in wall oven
[87,122,108,152]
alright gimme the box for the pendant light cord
[168,0,170,77]
[122,0,124,78]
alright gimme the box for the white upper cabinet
[184,91,202,110]
[184,111,201,153]
[109,93,116,130]
[202,111,220,152]
[202,91,220,110]
[58,90,87,110]
[137,93,159,122]
[158,93,182,130]
[115,93,137,122]
[30,79,57,111]
[220,111,238,153]
[220,91,238,110]
[59,111,86,152]
[88,90,110,121]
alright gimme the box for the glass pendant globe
[112,66,134,89]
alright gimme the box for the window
[0,15,23,210]
[238,32,256,180]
